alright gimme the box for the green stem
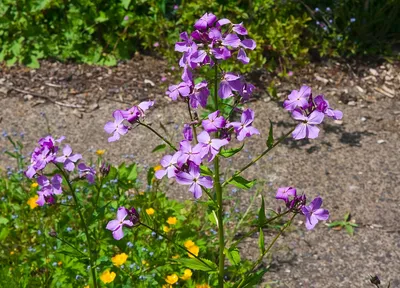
[55,164,98,288]
[186,99,198,143]
[139,222,214,270]
[54,235,87,258]
[213,62,225,287]
[230,210,291,249]
[138,121,177,151]
[222,128,294,188]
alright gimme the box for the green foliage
[1,0,397,69]
[328,212,358,236]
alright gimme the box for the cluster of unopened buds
[25,136,96,206]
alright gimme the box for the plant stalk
[138,121,177,151]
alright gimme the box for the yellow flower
[181,269,192,280]
[111,253,128,267]
[96,149,106,156]
[139,191,145,195]
[100,270,116,284]
[84,286,90,288]
[165,274,179,285]
[184,240,199,258]
[171,254,180,259]
[31,182,39,188]
[141,260,149,267]
[154,165,162,171]
[27,195,39,209]
[163,225,170,233]
[10,251,14,255]
[146,208,155,215]
[167,217,177,225]
[58,261,62,266]
[184,240,195,248]
[187,245,199,258]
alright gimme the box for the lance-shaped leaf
[228,175,255,189]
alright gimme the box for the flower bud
[48,230,57,238]
[100,162,111,177]
[128,207,140,226]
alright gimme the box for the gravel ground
[0,56,399,287]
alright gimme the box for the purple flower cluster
[104,100,154,142]
[155,107,259,198]
[276,187,329,230]
[24,135,96,206]
[284,86,343,140]
[106,207,140,240]
[167,13,256,107]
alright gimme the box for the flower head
[106,207,137,240]
[55,145,82,171]
[275,187,297,203]
[104,110,129,142]
[111,253,128,267]
[165,274,179,285]
[100,270,116,284]
[283,86,311,112]
[27,195,39,209]
[155,152,180,179]
[184,240,200,258]
[176,163,213,199]
[197,131,229,161]
[301,196,329,230]
[146,208,155,215]
[167,217,177,225]
[228,109,260,141]
[202,110,226,133]
[292,109,324,140]
[181,269,192,280]
[78,163,96,184]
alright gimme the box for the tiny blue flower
[127,242,134,248]
[315,7,320,12]
[149,252,154,257]
[151,232,156,237]
[66,227,72,232]
[326,7,331,12]
[350,18,356,23]
[52,262,57,267]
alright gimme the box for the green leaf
[328,221,344,227]
[127,164,137,181]
[266,120,274,148]
[147,167,155,186]
[258,228,265,254]
[0,217,9,225]
[220,144,244,158]
[121,0,131,9]
[175,258,217,272]
[152,144,166,153]
[225,247,241,266]
[235,268,268,288]
[200,165,213,176]
[343,212,351,221]
[207,211,217,226]
[258,195,266,226]
[345,225,354,236]
[95,11,109,23]
[228,175,255,190]
[26,56,40,68]
[0,228,10,241]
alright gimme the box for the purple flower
[36,174,63,206]
[218,73,242,99]
[276,187,297,202]
[177,140,205,166]
[292,109,324,140]
[166,82,192,100]
[175,163,213,198]
[121,106,140,123]
[183,124,193,141]
[239,82,255,101]
[211,47,231,60]
[153,42,159,47]
[301,197,329,230]
[194,13,217,30]
[104,110,129,142]
[189,81,210,108]
[237,48,249,64]
[240,39,256,50]
[175,32,194,53]
[222,34,241,48]
[55,145,82,172]
[137,100,154,117]
[283,86,311,111]
[228,109,260,141]
[314,95,343,120]
[197,131,229,161]
[202,110,226,133]
[124,16,129,21]
[78,163,96,184]
[106,207,134,240]
[155,152,181,179]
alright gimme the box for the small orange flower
[96,149,106,156]
[111,253,128,267]
[165,274,179,285]
[184,240,199,258]
[100,270,116,284]
[154,165,162,171]
[167,217,177,225]
[146,208,155,215]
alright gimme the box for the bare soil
[0,56,399,288]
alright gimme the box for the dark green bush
[0,0,398,69]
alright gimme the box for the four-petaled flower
[292,109,324,140]
[283,85,311,112]
[104,110,129,142]
[155,152,180,179]
[106,207,134,240]
[202,110,226,133]
[78,163,96,184]
[301,197,329,230]
[177,140,205,166]
[197,131,229,161]
[176,163,213,199]
[55,145,82,171]
[275,187,297,203]
[228,109,260,141]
